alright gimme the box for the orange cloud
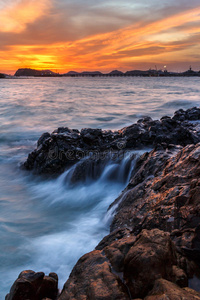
[52,6,200,70]
[0,0,51,33]
[1,3,200,74]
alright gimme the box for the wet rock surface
[8,107,200,299]
[145,278,200,300]
[5,270,58,300]
[58,250,130,300]
[57,228,199,299]
[23,107,200,175]
[110,142,200,253]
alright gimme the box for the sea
[0,76,200,298]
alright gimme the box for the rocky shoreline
[6,107,200,299]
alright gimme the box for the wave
[160,100,196,108]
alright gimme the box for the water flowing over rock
[23,107,200,175]
[7,107,200,299]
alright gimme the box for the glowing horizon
[1,0,200,75]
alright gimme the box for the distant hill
[0,73,6,78]
[107,70,124,75]
[64,71,103,77]
[13,67,200,77]
[14,68,60,77]
[125,70,149,76]
[81,71,102,75]
[64,71,80,76]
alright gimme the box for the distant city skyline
[1,0,200,74]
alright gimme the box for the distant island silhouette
[1,67,200,78]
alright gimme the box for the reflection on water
[0,77,199,133]
[0,77,200,298]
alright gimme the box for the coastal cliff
[6,107,200,300]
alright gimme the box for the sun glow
[1,2,200,74]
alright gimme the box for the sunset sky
[1,0,200,74]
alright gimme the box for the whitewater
[0,76,200,298]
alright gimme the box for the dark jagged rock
[6,270,58,300]
[37,132,51,148]
[173,107,200,121]
[23,107,200,175]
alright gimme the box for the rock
[58,250,130,300]
[145,278,200,300]
[57,228,195,300]
[6,229,198,300]
[67,158,107,184]
[109,143,200,259]
[96,227,133,250]
[5,270,44,300]
[37,132,51,147]
[52,127,79,135]
[49,272,58,282]
[101,230,136,273]
[171,265,188,287]
[36,275,58,299]
[23,107,200,174]
[123,229,177,298]
[109,144,181,232]
[6,270,58,300]
[173,107,200,121]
